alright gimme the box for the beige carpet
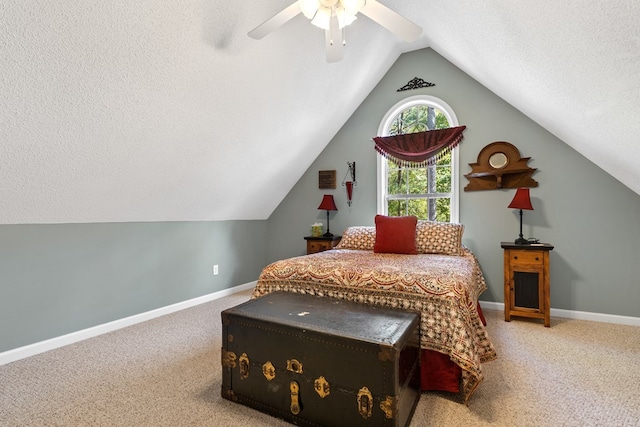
[1,289,639,427]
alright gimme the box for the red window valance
[373,125,466,167]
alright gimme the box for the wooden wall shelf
[464,141,538,191]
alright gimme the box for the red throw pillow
[374,215,418,254]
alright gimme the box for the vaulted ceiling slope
[1,1,639,224]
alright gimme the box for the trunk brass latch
[357,386,373,419]
[221,350,237,368]
[380,395,395,419]
[290,381,301,415]
[286,358,303,374]
[262,361,276,381]
[314,376,330,398]
[238,353,250,379]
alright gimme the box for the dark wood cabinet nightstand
[501,242,554,327]
[304,236,341,255]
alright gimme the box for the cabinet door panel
[513,271,540,310]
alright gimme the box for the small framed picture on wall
[318,170,336,189]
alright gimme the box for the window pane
[435,165,451,193]
[408,168,428,194]
[436,112,450,129]
[387,169,406,195]
[407,198,428,220]
[390,106,432,134]
[387,199,406,217]
[436,151,451,166]
[436,198,451,222]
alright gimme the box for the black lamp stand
[323,210,333,237]
[514,209,529,245]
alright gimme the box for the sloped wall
[267,48,640,318]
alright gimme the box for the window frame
[376,95,460,222]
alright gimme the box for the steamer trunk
[221,292,420,427]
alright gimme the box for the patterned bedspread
[252,248,497,401]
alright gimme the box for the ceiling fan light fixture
[299,0,321,19]
[341,0,366,15]
[311,7,332,29]
[301,0,359,30]
[336,7,357,29]
[249,0,422,61]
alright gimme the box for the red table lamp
[508,188,534,245]
[318,195,338,237]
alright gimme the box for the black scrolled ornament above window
[397,77,435,92]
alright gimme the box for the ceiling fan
[248,0,422,63]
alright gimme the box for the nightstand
[501,242,554,327]
[304,236,341,255]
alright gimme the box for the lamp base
[323,232,334,238]
[514,237,529,245]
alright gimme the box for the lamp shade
[318,194,338,211]
[508,188,533,210]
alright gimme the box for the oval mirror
[489,152,508,169]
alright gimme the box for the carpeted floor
[1,289,639,426]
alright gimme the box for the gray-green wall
[3,47,639,355]
[0,220,266,353]
[267,48,640,318]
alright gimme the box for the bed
[252,216,497,402]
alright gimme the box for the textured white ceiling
[1,0,639,224]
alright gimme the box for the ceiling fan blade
[248,2,302,40]
[325,15,344,63]
[359,0,422,42]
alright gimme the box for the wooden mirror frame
[464,141,538,191]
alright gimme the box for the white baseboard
[3,288,638,367]
[0,281,257,367]
[479,300,640,326]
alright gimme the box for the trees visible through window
[377,96,459,222]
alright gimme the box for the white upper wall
[1,1,639,224]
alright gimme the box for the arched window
[376,95,460,222]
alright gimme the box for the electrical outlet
[213,264,219,275]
